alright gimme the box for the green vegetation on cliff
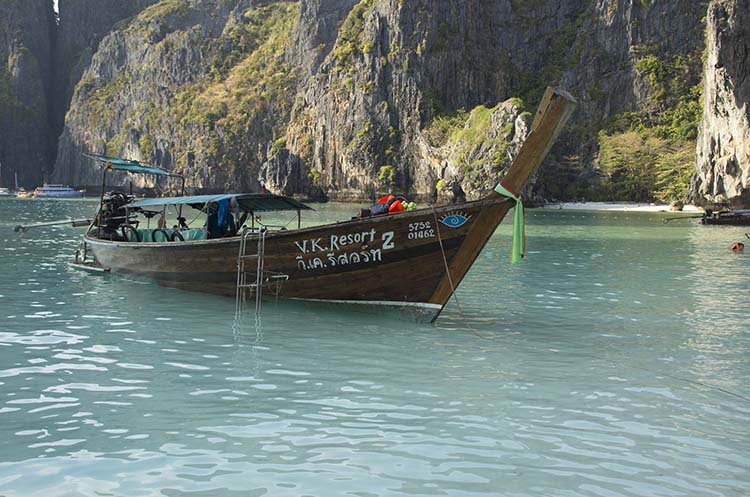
[137,0,188,23]
[595,49,702,202]
[424,100,525,194]
[597,130,694,202]
[450,105,515,173]
[82,69,131,128]
[424,108,468,147]
[168,2,300,174]
[333,0,375,69]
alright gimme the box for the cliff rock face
[0,0,56,187]
[691,0,750,207]
[0,0,162,188]
[268,0,591,202]
[269,0,708,202]
[53,0,161,135]
[54,0,304,191]
[45,0,747,206]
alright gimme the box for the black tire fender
[152,229,169,242]
[121,225,141,242]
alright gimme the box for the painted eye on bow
[440,213,470,228]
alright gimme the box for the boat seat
[178,229,207,241]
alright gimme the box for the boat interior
[83,154,314,243]
[92,191,313,243]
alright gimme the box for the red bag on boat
[377,194,395,204]
[388,200,404,213]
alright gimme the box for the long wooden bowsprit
[14,218,93,233]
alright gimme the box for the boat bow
[428,87,577,306]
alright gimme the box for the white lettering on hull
[408,220,435,240]
[294,229,394,271]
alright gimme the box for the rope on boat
[430,205,507,338]
[185,208,204,227]
[432,206,464,316]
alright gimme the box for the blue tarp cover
[85,153,180,178]
[129,193,313,212]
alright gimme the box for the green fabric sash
[494,182,525,264]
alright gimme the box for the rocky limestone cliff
[268,0,593,202]
[268,0,708,202]
[0,0,163,188]
[46,0,747,206]
[0,0,56,187]
[691,0,750,207]
[538,0,708,201]
[53,0,161,136]
[54,0,305,191]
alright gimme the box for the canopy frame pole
[202,201,210,238]
[97,167,110,239]
[177,174,186,221]
[125,205,130,239]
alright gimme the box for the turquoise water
[0,198,748,496]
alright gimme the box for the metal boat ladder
[235,229,288,314]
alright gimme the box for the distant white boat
[33,184,86,198]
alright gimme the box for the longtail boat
[69,87,576,322]
[664,208,750,226]
[701,209,750,226]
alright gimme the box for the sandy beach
[541,202,703,213]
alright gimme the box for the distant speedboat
[33,184,86,198]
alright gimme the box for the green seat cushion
[180,229,207,241]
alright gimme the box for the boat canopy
[85,153,181,178]
[129,193,314,212]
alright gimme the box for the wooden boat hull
[86,198,509,322]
